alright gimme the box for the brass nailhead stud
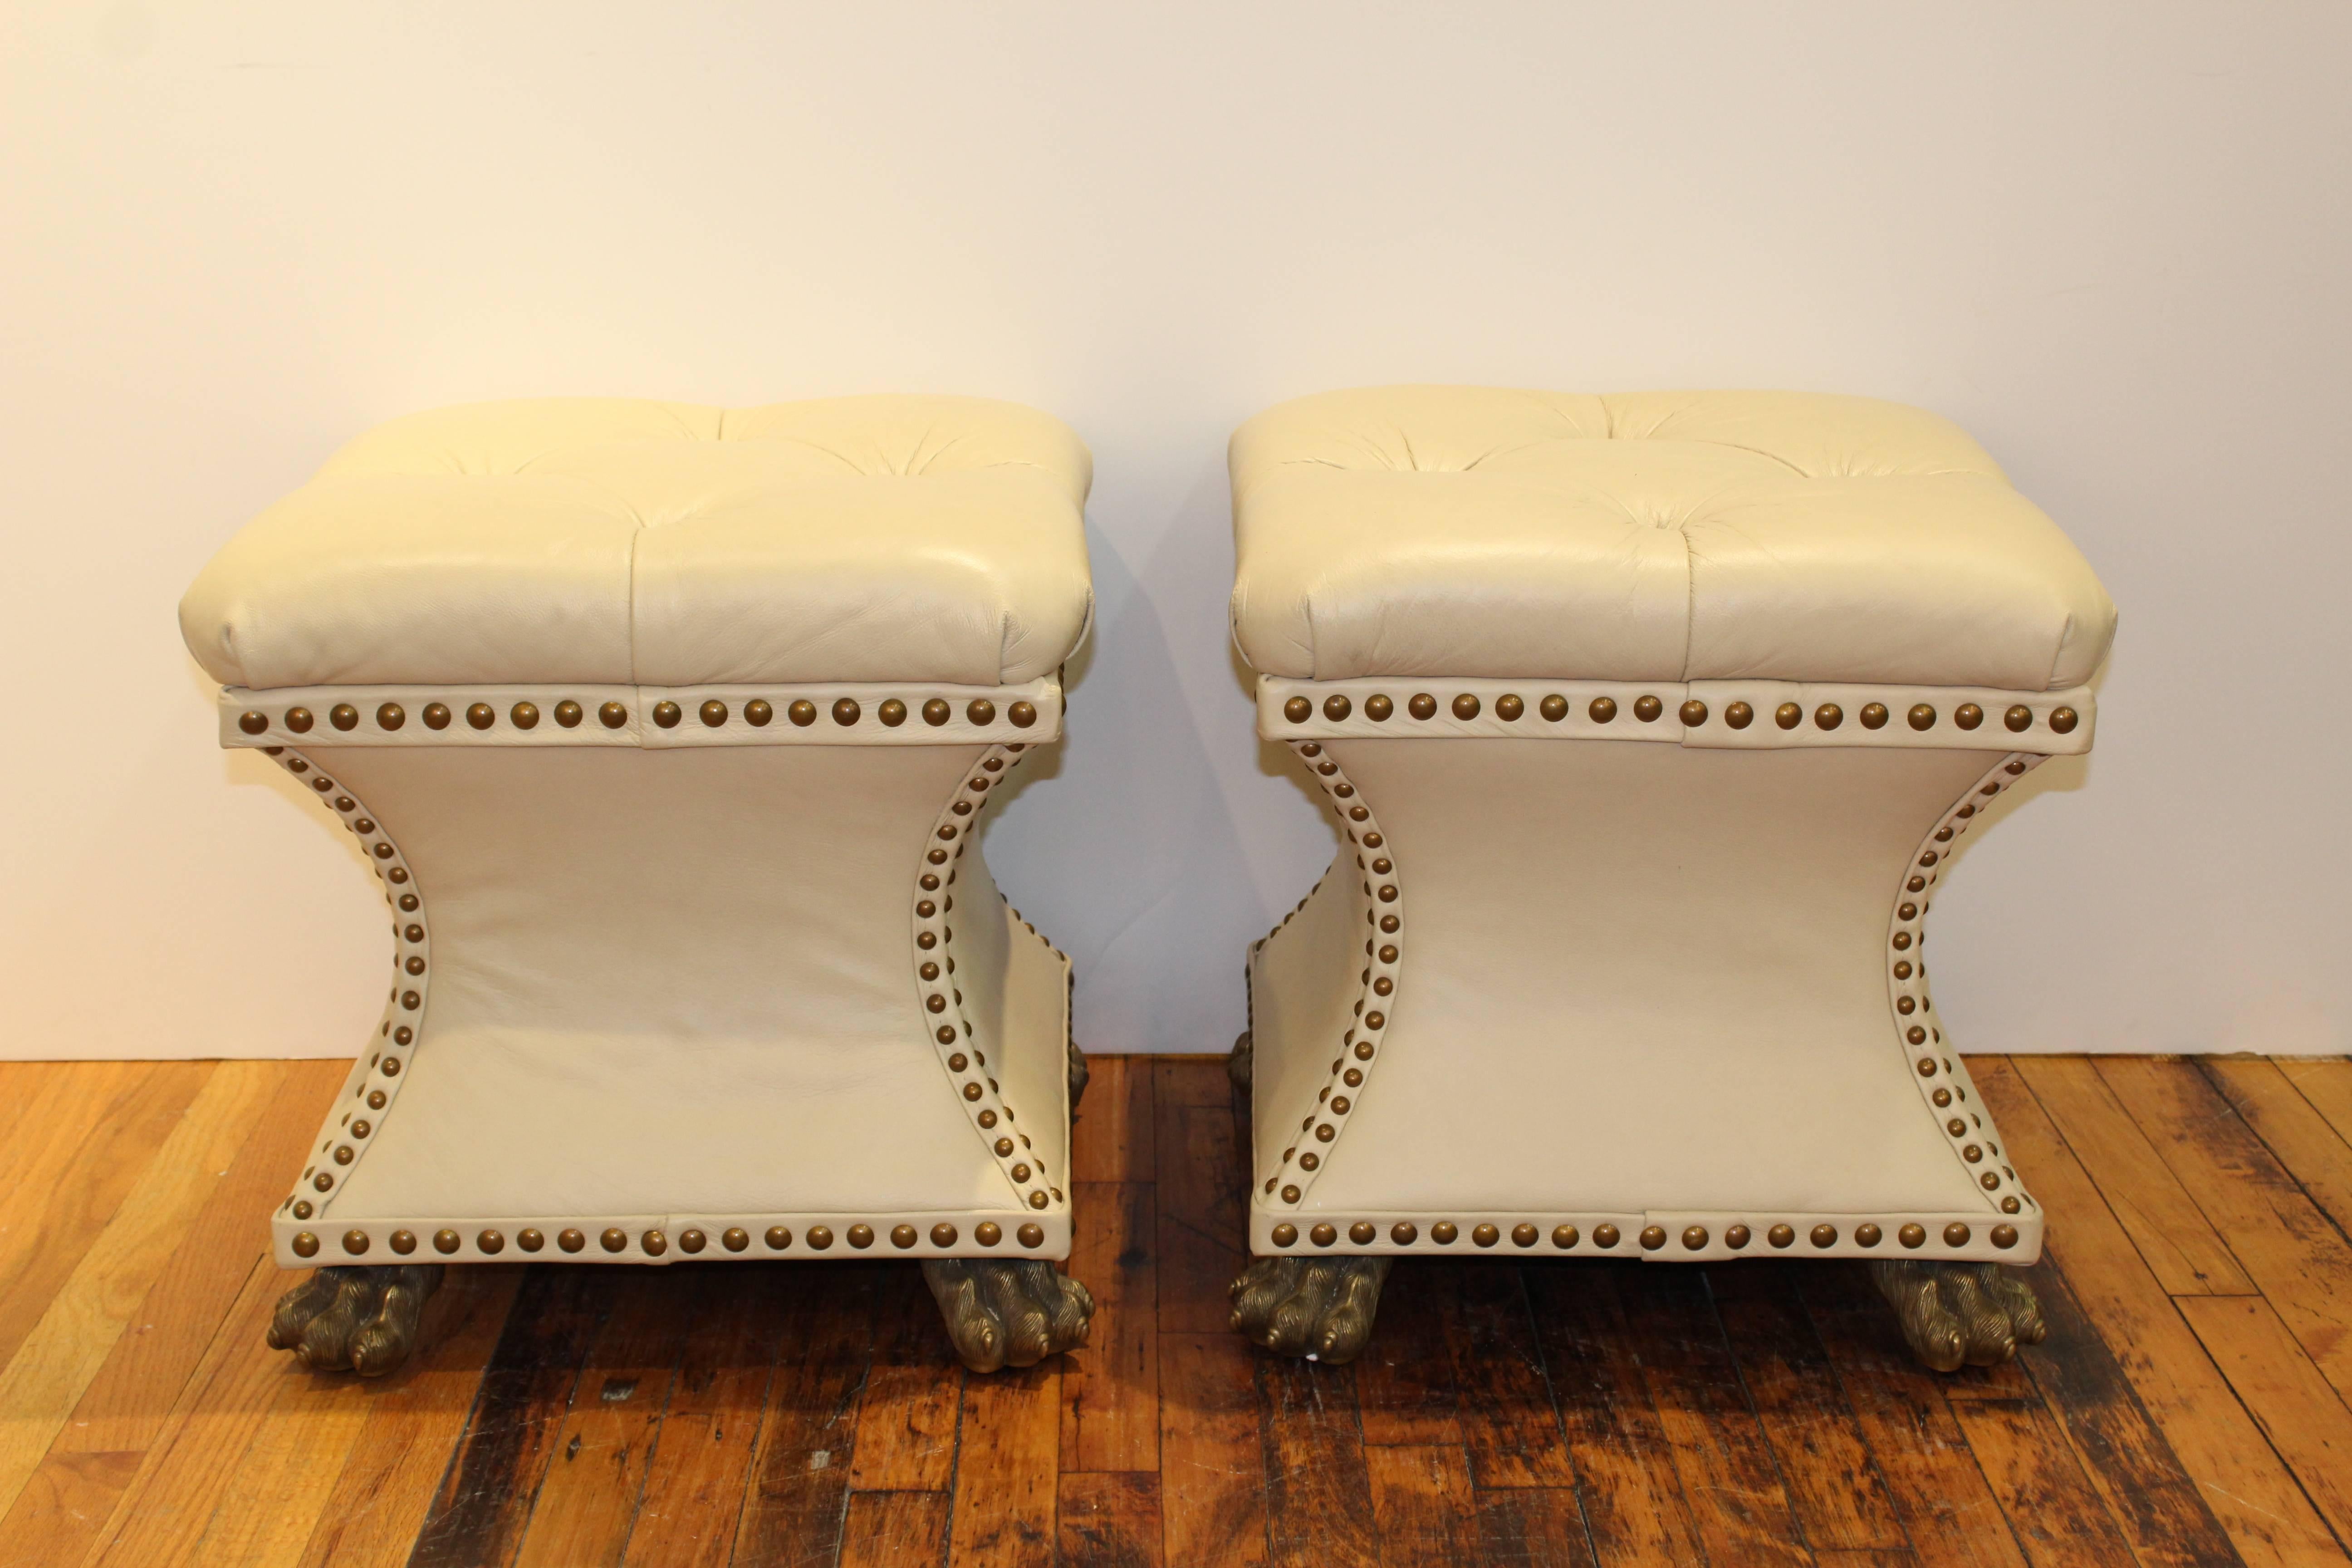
[559,1229,586,1253]
[915,698,947,726]
[679,1229,705,1254]
[1366,694,1394,720]
[2050,706,2078,734]
[1815,704,1843,730]
[239,710,269,735]
[478,1230,505,1254]
[1775,702,1802,729]
[1991,1224,2019,1249]
[848,1224,875,1248]
[1633,695,1663,722]
[1017,1223,1045,1248]
[1431,1221,1458,1244]
[554,701,583,728]
[1810,1224,1838,1248]
[1909,704,1937,731]
[1725,701,1754,729]
[332,704,359,731]
[1271,1223,1298,1246]
[1540,694,1569,722]
[810,1226,836,1250]
[1856,1223,1882,1248]
[1409,693,1438,720]
[343,1230,370,1255]
[1009,700,1038,728]
[724,1228,750,1252]
[292,1232,319,1257]
[651,701,683,728]
[891,1224,919,1249]
[2005,705,2033,731]
[434,1229,461,1254]
[390,1230,417,1254]
[967,699,995,725]
[1944,1223,1972,1246]
[1589,696,1618,723]
[1592,1224,1620,1249]
[599,701,628,728]
[1955,702,1984,730]
[376,703,407,731]
[1472,1224,1500,1247]
[519,1229,545,1252]
[1553,1225,1579,1249]
[1029,1191,1049,1210]
[1393,1222,1419,1244]
[424,703,453,730]
[1899,1223,1927,1248]
[768,1226,794,1250]
[1512,1223,1539,1247]
[1284,696,1312,724]
[700,700,728,727]
[1495,694,1524,721]
[1640,1225,1666,1251]
[1725,1225,1751,1250]
[1324,694,1352,721]
[1452,693,1480,720]
[789,700,818,726]
[600,1228,627,1253]
[1768,1224,1795,1249]
[1679,700,1708,726]
[832,698,861,726]
[511,701,539,730]
[642,1230,666,1256]
[286,707,314,733]
[468,703,496,730]
[1310,1223,1338,1246]
[1682,1225,1709,1250]
[868,698,904,727]
[932,1223,958,1246]
[745,699,774,726]
[1860,702,1889,730]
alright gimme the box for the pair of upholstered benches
[180,389,2112,1377]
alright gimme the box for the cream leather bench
[1223,387,2116,1370]
[181,396,1098,1375]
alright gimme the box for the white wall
[2,2,2345,1061]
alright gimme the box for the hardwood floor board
[1354,1260,1463,1448]
[2012,1055,2256,1296]
[1157,1333,1266,1568]
[1071,1056,1156,1186]
[1450,1264,1574,1489]
[2010,1262,2244,1568]
[1943,1397,2137,1568]
[508,1269,703,1568]
[2276,1060,2352,1149]
[945,1359,1060,1568]
[1151,1057,1233,1109]
[1523,1264,1705,1568]
[1618,1263,1810,1568]
[2203,1058,2352,1245]
[2177,1294,2352,1548]
[621,1265,794,1568]
[0,1061,213,1375]
[1802,1264,2030,1568]
[2096,1057,2352,1400]
[839,1490,949,1568]
[1057,1471,1163,1568]
[407,1264,615,1568]
[1153,1095,1246,1335]
[848,1264,964,1493]
[291,1267,524,1568]
[1363,1442,1478,1568]
[1473,1487,1598,1568]
[731,1264,878,1568]
[1710,1262,1906,1551]
[0,1059,284,1514]
[1060,1180,1159,1474]
[1259,1355,1378,1568]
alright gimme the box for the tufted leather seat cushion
[1230,387,2115,689]
[182,397,1094,690]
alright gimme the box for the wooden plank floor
[0,1054,2349,1567]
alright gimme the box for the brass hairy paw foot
[1068,1035,1090,1111]
[267,1264,444,1376]
[1228,1030,1253,1093]
[922,1259,1094,1373]
[1230,1255,1391,1363]
[1868,1259,2047,1372]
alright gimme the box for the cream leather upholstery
[184,398,1090,1272]
[1233,389,2113,1274]
[1230,387,2116,690]
[183,397,1094,690]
